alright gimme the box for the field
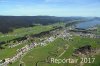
[8,36,100,66]
[0,24,57,60]
[0,25,54,42]
[0,23,100,66]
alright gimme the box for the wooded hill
[0,16,86,33]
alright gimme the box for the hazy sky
[0,0,100,16]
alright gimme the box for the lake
[76,20,100,29]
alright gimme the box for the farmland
[0,20,100,66]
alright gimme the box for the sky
[0,0,100,17]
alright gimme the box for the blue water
[76,20,100,29]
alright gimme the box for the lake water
[76,20,100,29]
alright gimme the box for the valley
[0,18,100,66]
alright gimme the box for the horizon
[0,0,100,17]
[0,15,100,17]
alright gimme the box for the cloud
[45,0,100,4]
[45,0,66,3]
[0,0,8,3]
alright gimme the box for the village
[0,26,73,66]
[0,26,100,66]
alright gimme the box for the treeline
[0,16,86,33]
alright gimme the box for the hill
[0,16,86,33]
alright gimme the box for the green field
[0,25,53,42]
[8,36,100,66]
[0,24,100,66]
[0,25,55,60]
